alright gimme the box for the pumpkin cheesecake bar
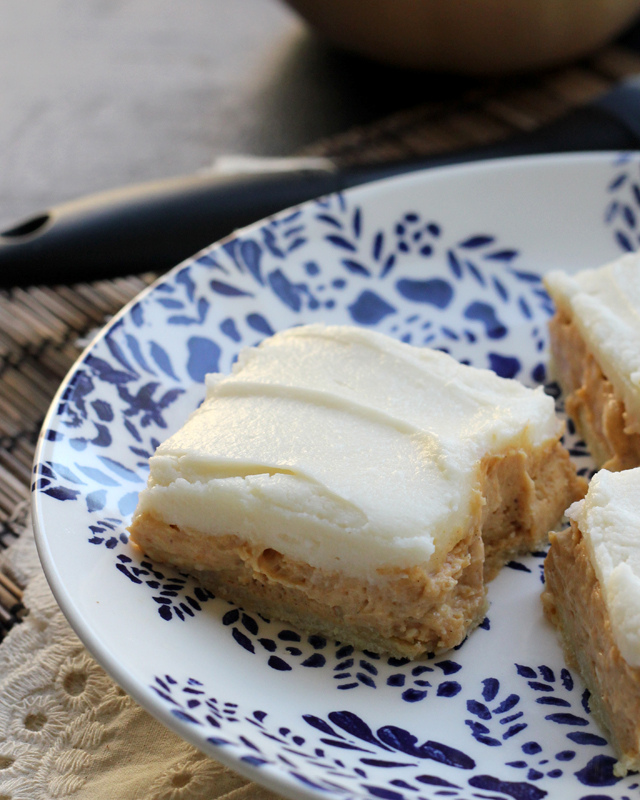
[543,467,640,776]
[545,253,640,470]
[129,324,585,658]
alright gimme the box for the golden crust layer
[548,307,640,470]
[129,441,585,658]
[543,523,640,776]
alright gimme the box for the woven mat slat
[0,273,158,547]
[2,45,640,550]
[308,46,640,165]
[30,285,105,331]
[0,465,27,515]
[0,447,32,486]
[11,288,73,342]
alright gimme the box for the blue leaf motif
[574,755,620,787]
[267,269,303,312]
[232,628,255,653]
[125,334,155,374]
[75,465,120,487]
[91,399,114,422]
[482,678,500,702]
[511,270,541,284]
[348,291,396,325]
[486,249,518,262]
[609,172,627,190]
[86,489,107,512]
[465,260,485,286]
[246,314,274,337]
[240,240,263,285]
[124,419,142,442]
[262,228,285,259]
[186,337,221,383]
[172,710,202,724]
[377,727,475,769]
[373,231,384,261]
[396,278,453,309]
[468,775,547,800]
[464,302,507,339]
[176,266,197,301]
[494,694,519,714]
[284,224,304,239]
[196,297,209,323]
[130,303,144,327]
[488,353,521,379]
[281,209,302,224]
[98,456,144,483]
[167,315,200,326]
[50,462,86,485]
[415,775,460,789]
[157,298,185,309]
[448,250,463,279]
[119,383,184,429]
[303,715,343,737]
[342,259,371,276]
[328,711,389,750]
[352,208,362,238]
[90,424,112,448]
[118,491,140,516]
[326,234,357,252]
[616,230,635,252]
[467,699,491,720]
[220,318,241,342]
[210,280,253,298]
[544,713,588,726]
[316,213,342,229]
[150,342,179,380]
[105,326,139,375]
[492,277,509,302]
[380,254,395,278]
[268,656,292,671]
[460,235,495,248]
[85,355,137,385]
[43,486,80,501]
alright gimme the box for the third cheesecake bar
[545,253,640,470]
[543,467,640,776]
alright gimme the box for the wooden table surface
[0,0,478,230]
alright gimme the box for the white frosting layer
[545,253,640,433]
[135,325,561,577]
[566,468,640,668]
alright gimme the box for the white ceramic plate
[33,153,640,800]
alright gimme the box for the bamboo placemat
[2,42,640,631]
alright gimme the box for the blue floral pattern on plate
[33,153,640,800]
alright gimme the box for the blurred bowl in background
[282,0,640,75]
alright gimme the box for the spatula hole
[1,213,50,238]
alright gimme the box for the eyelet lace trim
[0,508,278,800]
